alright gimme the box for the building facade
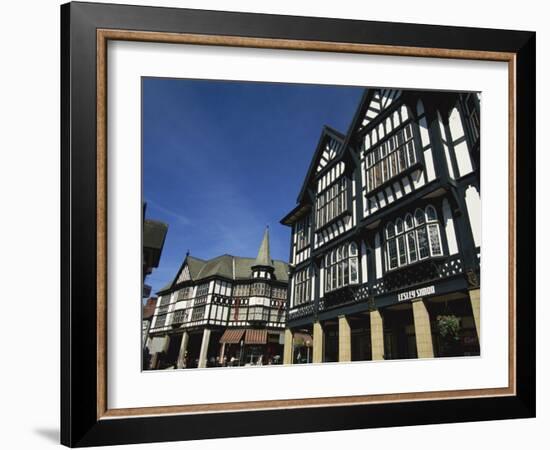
[281,88,481,364]
[147,228,288,369]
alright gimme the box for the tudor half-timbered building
[146,228,288,369]
[281,88,481,364]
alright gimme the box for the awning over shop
[219,329,245,344]
[244,329,268,345]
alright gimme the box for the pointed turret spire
[254,226,272,267]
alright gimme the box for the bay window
[364,123,417,192]
[293,266,311,306]
[295,215,311,251]
[385,205,444,271]
[315,177,348,228]
[324,242,359,293]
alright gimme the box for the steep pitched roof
[253,227,272,267]
[295,126,346,204]
[156,253,288,295]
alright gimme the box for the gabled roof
[286,89,371,222]
[156,255,289,295]
[358,88,402,131]
[295,125,346,205]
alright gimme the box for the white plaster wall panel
[402,176,412,194]
[400,104,409,121]
[361,241,368,283]
[344,216,352,231]
[465,185,482,247]
[423,148,436,181]
[412,169,425,189]
[289,277,295,307]
[449,107,466,141]
[319,263,324,297]
[385,117,393,133]
[393,110,401,127]
[454,140,474,177]
[377,192,386,208]
[393,182,403,199]
[385,187,394,203]
[442,198,459,255]
[311,270,316,301]
[443,141,456,179]
[418,117,430,147]
[416,99,425,116]
[374,232,383,279]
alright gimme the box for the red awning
[219,329,245,344]
[244,329,268,345]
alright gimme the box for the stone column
[176,331,189,369]
[412,299,434,358]
[219,342,226,364]
[469,288,481,343]
[283,329,294,365]
[312,321,324,363]
[149,352,159,369]
[338,315,352,362]
[370,309,385,360]
[198,328,211,368]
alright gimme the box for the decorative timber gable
[316,136,344,173]
[361,88,402,129]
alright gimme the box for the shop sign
[397,285,436,302]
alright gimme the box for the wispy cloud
[146,199,191,225]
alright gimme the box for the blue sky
[143,78,364,296]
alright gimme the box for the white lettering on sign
[397,285,436,302]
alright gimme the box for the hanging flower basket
[436,314,461,341]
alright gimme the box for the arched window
[324,242,360,293]
[385,206,445,271]
[404,214,414,230]
[386,222,395,239]
[395,218,404,234]
[426,205,437,221]
[415,208,426,226]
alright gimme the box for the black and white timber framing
[281,88,481,363]
[147,228,288,369]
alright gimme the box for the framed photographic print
[61,1,536,447]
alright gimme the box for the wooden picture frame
[61,1,535,447]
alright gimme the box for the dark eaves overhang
[280,203,312,226]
